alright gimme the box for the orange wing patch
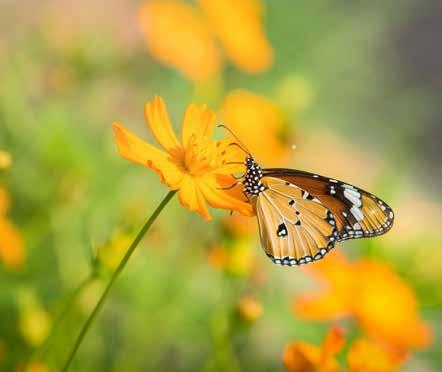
[254,177,339,266]
[262,169,394,242]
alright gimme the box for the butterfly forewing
[254,177,339,266]
[262,169,394,242]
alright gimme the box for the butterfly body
[241,155,394,267]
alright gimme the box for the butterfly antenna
[217,124,251,156]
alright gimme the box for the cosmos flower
[347,338,401,372]
[113,96,253,220]
[220,90,290,166]
[237,295,263,324]
[0,187,25,269]
[293,253,432,353]
[284,328,402,372]
[138,0,273,81]
[283,326,344,372]
[197,0,273,73]
[138,1,220,82]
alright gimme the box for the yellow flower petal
[347,339,401,372]
[354,261,432,350]
[144,96,181,152]
[0,216,25,269]
[0,187,10,216]
[321,327,345,363]
[138,1,221,81]
[293,254,432,353]
[178,176,211,220]
[25,363,51,372]
[220,90,289,165]
[114,96,253,221]
[198,0,273,73]
[181,103,216,147]
[283,328,342,372]
[113,122,184,189]
[199,174,253,217]
[283,342,319,372]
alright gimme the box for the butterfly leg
[217,182,241,190]
[242,190,250,203]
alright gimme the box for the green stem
[61,190,176,371]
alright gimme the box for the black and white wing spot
[255,177,340,267]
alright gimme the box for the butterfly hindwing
[254,177,339,266]
[262,169,394,242]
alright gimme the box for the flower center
[180,135,224,177]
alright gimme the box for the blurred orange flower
[113,96,253,221]
[138,1,221,82]
[237,295,263,323]
[208,236,256,276]
[0,187,25,269]
[293,253,432,352]
[220,90,290,166]
[283,326,344,372]
[222,212,258,237]
[198,0,273,73]
[347,338,402,372]
[138,0,273,81]
[24,362,50,372]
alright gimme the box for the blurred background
[0,0,441,371]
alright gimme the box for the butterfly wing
[254,177,339,266]
[262,168,394,242]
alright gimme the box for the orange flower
[347,339,402,372]
[220,90,290,166]
[24,362,51,372]
[0,188,25,269]
[237,295,263,323]
[283,326,344,372]
[293,253,432,352]
[222,212,257,236]
[198,0,273,73]
[138,0,273,80]
[113,96,253,221]
[138,1,221,82]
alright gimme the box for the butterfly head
[243,156,265,196]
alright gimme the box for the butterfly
[222,126,395,267]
